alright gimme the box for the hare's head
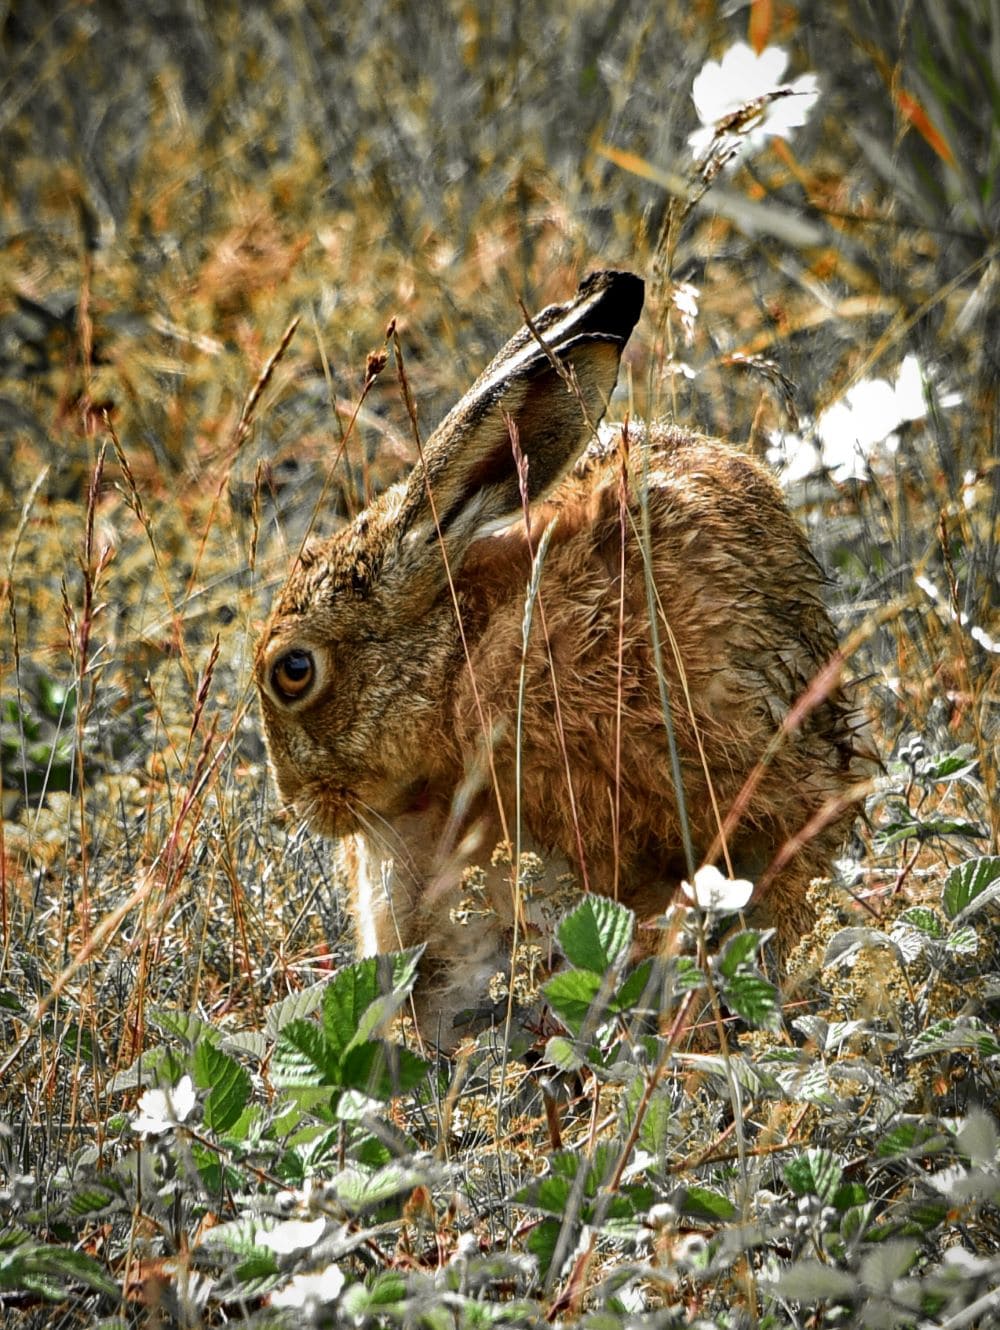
[255,270,644,840]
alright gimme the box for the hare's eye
[272,648,315,701]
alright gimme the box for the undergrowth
[1,0,998,1325]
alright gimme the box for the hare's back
[574,423,842,728]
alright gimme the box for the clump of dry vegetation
[1,1,998,1326]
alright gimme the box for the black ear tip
[576,269,645,343]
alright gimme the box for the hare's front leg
[338,831,418,956]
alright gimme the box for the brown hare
[256,270,864,1043]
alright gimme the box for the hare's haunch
[256,270,865,1043]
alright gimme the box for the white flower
[769,355,963,484]
[815,378,902,481]
[688,42,820,160]
[259,1217,327,1255]
[132,1075,196,1136]
[672,281,701,343]
[271,1263,346,1311]
[680,865,755,912]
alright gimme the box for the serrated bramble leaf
[335,1164,434,1214]
[722,972,780,1030]
[516,1174,572,1215]
[908,1016,1000,1059]
[784,1148,843,1202]
[545,1035,586,1073]
[542,969,606,1033]
[675,956,707,991]
[148,1007,219,1049]
[615,957,655,1012]
[272,1019,337,1087]
[265,982,328,1040]
[557,896,633,972]
[718,929,764,978]
[833,1182,868,1211]
[339,1041,428,1100]
[943,857,1000,921]
[898,906,944,937]
[66,1181,126,1217]
[944,925,978,955]
[877,1120,950,1158]
[525,1217,562,1280]
[194,1042,252,1134]
[107,1044,180,1094]
[860,1238,919,1292]
[674,1185,737,1221]
[11,1244,119,1300]
[389,945,424,993]
[771,1260,857,1301]
[921,746,978,781]
[323,959,382,1057]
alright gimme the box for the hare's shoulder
[571,421,784,514]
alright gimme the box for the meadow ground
[1,2,999,1325]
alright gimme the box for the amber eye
[272,648,315,701]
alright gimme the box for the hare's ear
[397,269,643,557]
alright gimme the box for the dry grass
[1,1,998,1324]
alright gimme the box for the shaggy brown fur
[255,271,866,1044]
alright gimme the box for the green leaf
[148,1007,219,1049]
[718,929,764,978]
[921,746,978,781]
[545,1035,586,1073]
[335,1163,431,1214]
[674,956,707,991]
[898,906,944,938]
[877,1120,950,1159]
[771,1260,857,1302]
[66,1181,126,1218]
[4,1242,119,1300]
[614,957,654,1011]
[360,1271,407,1307]
[859,1238,919,1292]
[784,1149,843,1202]
[542,969,606,1033]
[833,1182,868,1211]
[265,981,328,1039]
[944,925,978,955]
[943,856,1000,921]
[323,959,382,1057]
[339,1041,428,1100]
[721,972,780,1030]
[876,815,987,848]
[673,1185,737,1221]
[194,1042,252,1134]
[107,1043,180,1093]
[272,1020,337,1087]
[908,1016,1000,1059]
[388,946,424,994]
[921,817,988,840]
[557,896,633,973]
[633,1083,675,1155]
[525,1217,562,1281]
[516,1174,572,1216]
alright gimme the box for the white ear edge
[404,487,506,552]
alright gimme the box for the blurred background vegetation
[1,0,999,1323]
